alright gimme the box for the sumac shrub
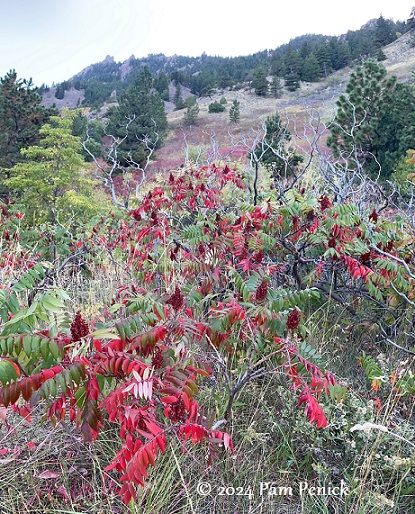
[1,163,414,504]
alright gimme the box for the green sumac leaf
[91,327,119,339]
[0,360,19,384]
[75,385,86,408]
[49,340,60,360]
[42,295,65,314]
[54,371,68,392]
[41,338,50,361]
[0,307,8,323]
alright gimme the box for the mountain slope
[151,31,415,171]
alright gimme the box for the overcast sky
[1,0,413,87]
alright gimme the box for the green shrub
[208,100,226,113]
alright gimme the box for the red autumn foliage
[2,161,414,505]
[298,389,328,428]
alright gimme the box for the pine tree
[270,76,283,98]
[184,102,199,126]
[327,59,415,178]
[107,67,168,166]
[374,15,395,47]
[252,67,269,96]
[283,45,302,91]
[0,71,56,195]
[314,45,333,77]
[301,54,321,82]
[208,101,225,113]
[154,72,170,101]
[284,72,300,92]
[6,109,95,224]
[174,83,185,110]
[229,100,240,123]
[253,113,303,175]
[55,83,65,100]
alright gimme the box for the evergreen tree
[375,15,396,47]
[107,67,168,166]
[0,71,56,185]
[55,83,65,100]
[229,99,240,123]
[218,71,233,89]
[189,71,214,96]
[252,67,269,96]
[314,45,332,77]
[154,72,170,101]
[0,73,57,199]
[371,81,415,177]
[208,101,225,113]
[183,95,197,108]
[6,110,95,224]
[328,59,415,178]
[174,83,185,110]
[253,113,303,175]
[284,72,300,92]
[184,102,199,126]
[71,111,104,161]
[301,53,321,82]
[330,39,351,70]
[328,60,393,162]
[283,45,301,91]
[270,75,283,98]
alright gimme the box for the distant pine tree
[229,99,240,123]
[252,67,269,96]
[208,101,225,113]
[184,102,199,126]
[270,76,283,98]
[107,67,168,166]
[285,72,300,92]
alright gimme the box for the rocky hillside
[39,28,415,172]
[151,31,415,171]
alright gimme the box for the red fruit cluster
[70,311,89,342]
[168,396,187,422]
[129,209,141,221]
[369,209,378,222]
[319,196,332,211]
[287,309,300,330]
[166,286,184,312]
[151,347,164,369]
[253,250,264,264]
[255,279,268,302]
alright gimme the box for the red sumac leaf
[156,435,166,453]
[223,432,234,452]
[41,369,55,381]
[136,428,153,439]
[57,485,70,501]
[20,378,33,402]
[144,420,162,436]
[298,389,328,429]
[18,405,32,422]
[8,382,20,405]
[161,395,178,404]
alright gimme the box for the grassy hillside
[154,31,415,173]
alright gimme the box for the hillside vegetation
[0,13,415,514]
